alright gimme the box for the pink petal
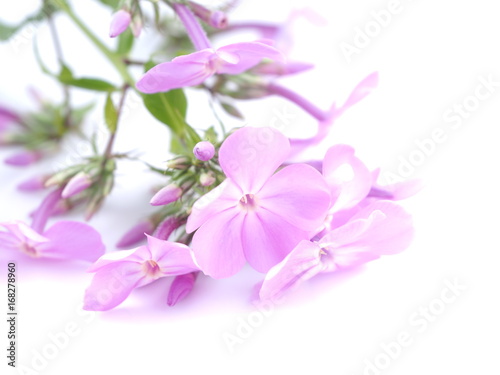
[186,179,242,233]
[322,145,372,211]
[259,240,323,301]
[145,235,199,274]
[218,127,290,192]
[338,71,379,113]
[167,272,197,306]
[190,209,246,279]
[83,262,143,311]
[136,50,215,93]
[241,208,309,273]
[88,246,150,272]
[259,163,331,231]
[38,221,106,262]
[216,41,285,75]
[321,201,414,269]
[369,177,424,201]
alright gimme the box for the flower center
[239,193,258,210]
[142,259,162,278]
[19,242,39,257]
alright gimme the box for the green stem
[59,2,134,86]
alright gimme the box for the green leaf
[104,93,118,133]
[0,22,20,41]
[97,0,121,8]
[220,101,244,119]
[57,66,116,91]
[116,28,134,56]
[142,89,188,135]
[59,65,74,81]
[64,78,116,92]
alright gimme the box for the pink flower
[0,188,105,262]
[136,41,284,94]
[259,200,414,301]
[83,235,199,311]
[186,127,331,278]
[109,10,132,38]
[0,221,105,262]
[193,141,215,161]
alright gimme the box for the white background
[1,0,499,374]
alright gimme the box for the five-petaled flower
[83,235,199,311]
[136,41,284,93]
[186,127,331,279]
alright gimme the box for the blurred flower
[259,200,414,301]
[0,189,105,262]
[83,235,199,311]
[186,127,331,279]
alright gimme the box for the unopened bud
[109,10,132,38]
[167,156,191,170]
[199,172,216,187]
[62,172,93,198]
[4,150,43,167]
[116,220,155,249]
[17,175,49,192]
[188,1,228,29]
[193,141,215,161]
[150,184,182,206]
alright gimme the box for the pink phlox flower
[259,200,414,301]
[136,41,285,93]
[83,235,199,311]
[186,127,331,279]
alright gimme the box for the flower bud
[154,217,182,240]
[167,272,198,306]
[131,16,142,37]
[193,141,215,161]
[150,184,182,206]
[61,172,93,198]
[166,156,191,170]
[4,150,43,167]
[17,175,49,192]
[116,220,155,249]
[109,10,132,38]
[188,1,228,29]
[199,172,216,187]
